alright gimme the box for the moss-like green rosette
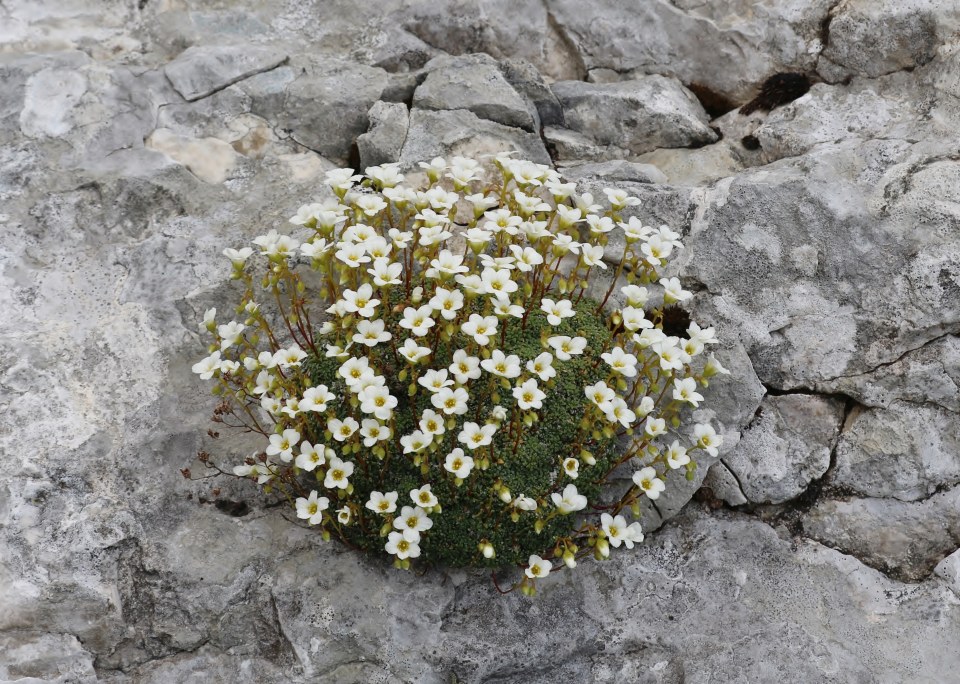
[303,296,621,568]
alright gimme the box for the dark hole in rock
[215,499,251,517]
[740,73,811,115]
[661,305,692,338]
[741,134,761,150]
[686,82,739,119]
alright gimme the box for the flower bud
[499,488,512,503]
[596,538,610,558]
[562,550,577,569]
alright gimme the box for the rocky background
[3,0,960,681]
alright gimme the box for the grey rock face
[726,394,847,505]
[399,108,551,167]
[820,0,960,79]
[164,45,288,101]
[551,77,718,157]
[4,0,960,680]
[414,53,536,131]
[356,100,409,167]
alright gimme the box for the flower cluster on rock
[191,153,728,594]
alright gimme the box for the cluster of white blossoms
[192,153,729,594]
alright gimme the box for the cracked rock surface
[2,0,960,681]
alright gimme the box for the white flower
[444,448,475,479]
[341,284,379,318]
[219,359,240,375]
[399,305,435,337]
[512,494,538,511]
[200,307,216,332]
[636,396,655,417]
[621,306,653,332]
[464,227,494,249]
[552,233,580,255]
[335,242,369,268]
[455,273,485,296]
[581,244,607,269]
[694,423,723,457]
[601,513,629,547]
[432,386,469,415]
[673,377,704,407]
[493,298,524,319]
[359,385,397,420]
[366,490,398,515]
[419,409,446,436]
[336,506,352,525]
[645,416,667,438]
[687,321,718,346]
[365,163,404,187]
[217,321,245,350]
[295,441,329,471]
[449,350,481,384]
[266,428,300,462]
[328,416,359,442]
[633,467,665,499]
[192,351,221,380]
[393,505,433,542]
[385,531,421,559]
[621,285,649,307]
[388,228,414,249]
[660,277,692,304]
[704,353,731,378]
[300,239,331,259]
[410,484,438,508]
[419,368,453,393]
[481,350,522,379]
[398,338,431,363]
[223,246,254,266]
[458,421,497,450]
[354,319,391,347]
[491,405,508,422]
[481,268,518,299]
[545,178,577,199]
[619,217,654,242]
[429,287,464,320]
[585,214,615,235]
[281,396,301,417]
[525,554,552,579]
[601,346,638,377]
[274,345,307,368]
[400,430,433,454]
[604,398,636,428]
[562,457,579,479]
[556,205,582,228]
[641,234,673,266]
[461,314,498,346]
[509,245,544,272]
[547,335,587,361]
[418,224,453,246]
[324,455,355,489]
[296,491,329,525]
[301,385,335,413]
[418,156,446,181]
[368,258,403,287]
[526,352,555,382]
[603,187,641,210]
[260,395,282,415]
[551,484,587,513]
[584,381,615,411]
[325,167,361,191]
[338,357,373,389]
[665,440,690,469]
[513,378,546,410]
[622,522,645,548]
[233,462,274,484]
[353,194,388,217]
[653,340,689,372]
[360,418,391,447]
[483,208,523,236]
[253,229,299,258]
[540,298,575,326]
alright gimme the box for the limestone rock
[414,54,536,131]
[399,108,551,168]
[498,58,565,128]
[831,401,960,502]
[357,101,409,167]
[724,394,846,504]
[164,45,288,102]
[820,0,960,79]
[269,57,390,164]
[551,77,718,156]
[803,487,960,580]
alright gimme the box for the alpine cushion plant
[189,154,730,596]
